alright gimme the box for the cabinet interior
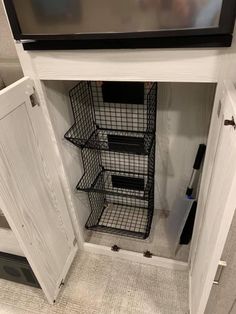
[43,80,216,262]
[0,212,10,230]
[0,210,23,257]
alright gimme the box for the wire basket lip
[76,168,153,200]
[65,127,155,155]
[85,225,150,240]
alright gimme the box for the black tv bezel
[3,0,236,49]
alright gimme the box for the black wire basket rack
[64,81,157,155]
[86,188,154,239]
[65,81,157,239]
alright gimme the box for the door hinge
[213,260,227,285]
[224,117,236,129]
[30,88,40,107]
[59,279,64,289]
[143,251,153,258]
[111,245,120,252]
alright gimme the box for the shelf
[86,193,154,239]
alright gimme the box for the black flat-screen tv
[3,0,236,50]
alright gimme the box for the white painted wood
[10,28,236,314]
[84,242,188,271]
[189,82,236,314]
[0,228,23,256]
[189,26,236,269]
[0,77,77,304]
[27,48,224,83]
[15,44,84,249]
[188,27,236,312]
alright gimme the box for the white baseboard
[84,242,188,271]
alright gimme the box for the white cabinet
[0,78,77,304]
[0,39,235,313]
[190,82,236,314]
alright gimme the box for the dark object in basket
[76,146,154,200]
[112,175,144,191]
[108,134,145,154]
[102,82,144,104]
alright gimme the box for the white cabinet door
[190,81,236,314]
[0,77,77,304]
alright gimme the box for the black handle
[186,187,193,197]
[193,144,206,170]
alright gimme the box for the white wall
[0,1,18,59]
[155,82,214,212]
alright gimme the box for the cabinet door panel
[0,78,77,304]
[190,82,236,314]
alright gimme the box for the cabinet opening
[0,212,10,230]
[44,80,216,262]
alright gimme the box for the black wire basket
[86,188,154,239]
[64,81,157,155]
[65,81,157,239]
[77,143,155,200]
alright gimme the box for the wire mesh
[86,189,154,239]
[77,144,155,200]
[64,81,157,154]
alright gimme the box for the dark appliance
[3,0,236,49]
[0,252,40,288]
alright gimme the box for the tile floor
[0,252,189,314]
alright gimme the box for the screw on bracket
[143,251,153,258]
[111,245,120,252]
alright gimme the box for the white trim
[27,49,222,83]
[15,44,84,249]
[84,242,188,272]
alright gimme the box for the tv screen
[4,0,236,49]
[12,0,224,34]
